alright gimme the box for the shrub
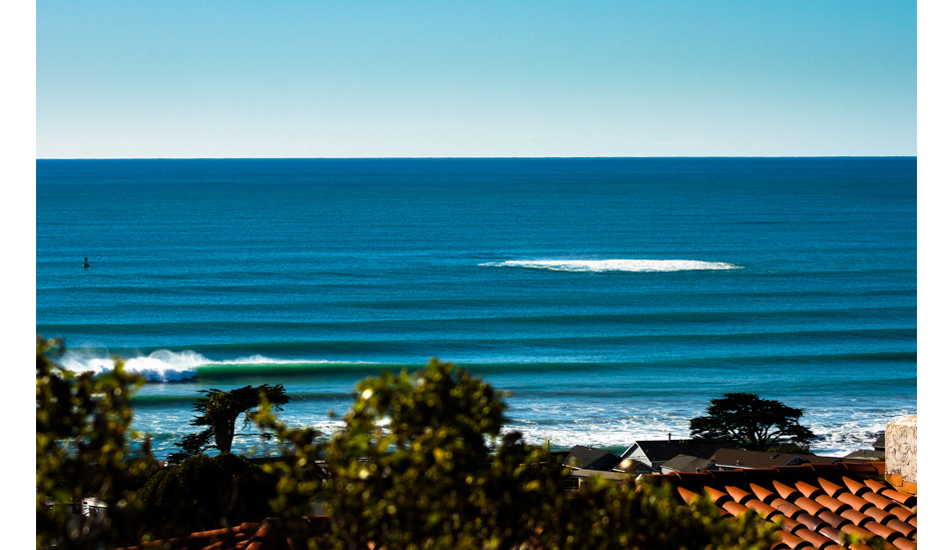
[133,453,278,539]
[260,358,779,550]
[36,336,156,549]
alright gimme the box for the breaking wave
[57,349,347,383]
[480,259,741,273]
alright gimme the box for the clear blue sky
[36,0,916,158]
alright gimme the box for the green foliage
[322,358,515,548]
[250,399,324,520]
[172,384,290,460]
[689,392,816,451]
[258,358,778,550]
[534,476,777,550]
[36,336,156,549]
[37,340,783,550]
[132,453,278,539]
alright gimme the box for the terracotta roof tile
[816,525,844,548]
[841,476,872,496]
[794,513,828,533]
[865,478,888,493]
[704,486,732,507]
[775,530,809,550]
[676,486,701,504]
[793,496,826,517]
[816,510,848,531]
[774,480,804,501]
[750,483,777,502]
[793,526,839,549]
[120,462,916,550]
[836,523,884,547]
[862,491,902,512]
[840,509,874,527]
[817,478,846,498]
[722,500,750,517]
[795,481,823,499]
[814,495,849,515]
[837,492,875,513]
[772,499,804,520]
[647,462,915,550]
[882,517,915,539]
[891,537,917,550]
[747,499,782,522]
[881,488,916,507]
[724,485,754,504]
[775,515,804,534]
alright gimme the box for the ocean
[35,157,917,459]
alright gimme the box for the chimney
[668,433,671,441]
[885,416,917,495]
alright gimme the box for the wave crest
[60,349,208,382]
[480,259,741,273]
[58,350,339,382]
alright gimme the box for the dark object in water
[83,257,89,268]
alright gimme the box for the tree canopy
[36,336,156,549]
[689,392,816,451]
[172,384,290,461]
[257,358,778,550]
[39,342,779,550]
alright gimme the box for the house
[619,437,727,471]
[710,448,841,471]
[659,453,715,474]
[561,445,622,471]
[116,417,917,550]
[648,415,917,550]
[842,433,887,462]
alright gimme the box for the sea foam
[480,259,741,273]
[58,349,330,383]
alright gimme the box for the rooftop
[711,448,841,470]
[561,445,621,471]
[649,460,917,550]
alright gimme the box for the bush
[133,453,278,539]
[36,336,156,549]
[260,358,779,550]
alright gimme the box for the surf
[480,259,741,273]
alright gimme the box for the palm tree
[172,385,290,460]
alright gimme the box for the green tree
[689,392,816,451]
[132,453,278,539]
[172,384,290,460]
[36,336,156,549]
[323,358,521,549]
[257,358,778,550]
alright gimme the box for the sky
[35,0,917,158]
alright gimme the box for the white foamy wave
[59,350,372,382]
[60,349,209,382]
[480,259,741,273]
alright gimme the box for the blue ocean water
[36,158,916,459]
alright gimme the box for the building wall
[885,415,917,494]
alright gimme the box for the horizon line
[36,155,918,161]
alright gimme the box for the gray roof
[562,445,622,471]
[660,454,715,474]
[612,458,656,474]
[622,439,727,464]
[712,448,839,469]
[872,433,886,451]
[842,449,885,461]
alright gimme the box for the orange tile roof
[118,461,915,550]
[647,461,916,550]
[117,516,335,550]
